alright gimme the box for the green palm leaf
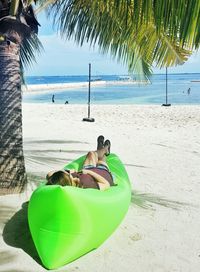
[6,0,199,77]
[42,0,192,79]
[20,32,43,67]
[20,33,43,83]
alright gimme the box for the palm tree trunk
[0,38,27,195]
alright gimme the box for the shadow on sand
[2,202,43,267]
[131,190,194,210]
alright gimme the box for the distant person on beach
[187,88,191,95]
[46,136,114,191]
[52,94,55,103]
[65,100,69,104]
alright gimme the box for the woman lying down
[46,136,115,191]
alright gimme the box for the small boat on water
[90,76,102,81]
[118,75,135,81]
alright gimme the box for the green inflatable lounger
[28,153,131,269]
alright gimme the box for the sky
[26,12,200,76]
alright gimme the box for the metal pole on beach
[83,63,95,122]
[162,67,171,107]
[88,63,91,118]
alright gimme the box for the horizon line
[26,72,200,77]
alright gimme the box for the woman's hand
[81,169,88,175]
[69,169,76,173]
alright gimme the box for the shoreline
[22,80,144,93]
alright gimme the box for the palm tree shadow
[131,190,195,210]
[2,201,43,267]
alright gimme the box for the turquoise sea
[23,73,200,105]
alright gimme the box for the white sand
[0,103,200,272]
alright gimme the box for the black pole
[82,63,95,122]
[88,63,91,118]
[166,66,168,104]
[162,67,171,106]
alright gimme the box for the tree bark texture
[0,39,27,195]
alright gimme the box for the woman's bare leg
[83,147,108,168]
[83,151,98,167]
[96,141,110,167]
[83,137,111,168]
[96,148,107,164]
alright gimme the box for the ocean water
[23,74,200,105]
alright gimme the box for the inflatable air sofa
[28,153,131,269]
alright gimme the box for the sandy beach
[1,103,200,272]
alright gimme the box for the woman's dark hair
[46,171,71,186]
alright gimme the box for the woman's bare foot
[97,135,104,150]
[104,139,111,156]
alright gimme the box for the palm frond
[44,0,193,79]
[42,0,153,78]
[20,32,43,69]
[33,0,199,79]
[20,32,43,84]
[152,0,200,49]
[130,23,191,68]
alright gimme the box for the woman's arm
[82,169,110,190]
[68,169,77,173]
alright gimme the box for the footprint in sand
[129,233,142,241]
